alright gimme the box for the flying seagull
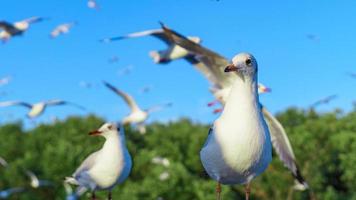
[100,28,201,64]
[50,22,76,38]
[310,94,337,108]
[0,99,86,119]
[25,170,53,188]
[0,17,45,42]
[0,156,8,168]
[201,53,272,200]
[103,81,172,134]
[0,76,11,86]
[162,24,309,191]
[0,187,25,199]
[65,123,132,200]
[87,0,100,10]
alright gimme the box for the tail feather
[292,168,309,191]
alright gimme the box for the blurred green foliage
[0,108,356,200]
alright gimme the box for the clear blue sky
[1,0,356,126]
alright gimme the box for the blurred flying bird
[0,99,86,119]
[162,24,309,191]
[117,65,133,76]
[25,170,53,188]
[65,123,132,200]
[0,76,11,86]
[50,22,76,38]
[87,0,100,10]
[306,34,319,42]
[310,94,337,108]
[100,29,201,64]
[0,17,45,43]
[0,187,25,199]
[200,53,272,200]
[103,81,172,134]
[79,81,93,89]
[138,85,153,94]
[347,72,356,79]
[108,56,119,64]
[0,156,8,168]
[152,156,170,167]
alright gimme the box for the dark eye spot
[245,59,252,65]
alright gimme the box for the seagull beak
[224,64,239,72]
[89,130,102,136]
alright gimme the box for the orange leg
[216,182,222,200]
[245,183,251,200]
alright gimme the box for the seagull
[65,123,132,200]
[50,22,76,38]
[108,56,119,64]
[138,85,153,94]
[0,156,8,168]
[306,34,319,42]
[103,81,172,134]
[310,94,337,108]
[200,53,272,200]
[87,0,100,10]
[79,81,93,89]
[0,99,86,119]
[0,17,44,43]
[0,187,25,199]
[100,28,201,64]
[162,24,309,191]
[347,72,356,79]
[25,170,53,188]
[0,76,11,86]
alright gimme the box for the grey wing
[21,16,44,24]
[73,151,99,177]
[161,23,236,88]
[262,107,308,190]
[100,29,171,45]
[45,100,86,110]
[0,101,32,108]
[103,81,141,111]
[0,21,16,31]
[202,127,214,148]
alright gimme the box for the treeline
[0,107,356,200]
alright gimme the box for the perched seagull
[0,17,44,42]
[87,0,100,10]
[0,76,11,86]
[0,187,25,199]
[201,53,272,200]
[0,99,86,119]
[103,81,172,134]
[100,28,201,64]
[50,22,76,38]
[162,24,309,191]
[65,123,132,200]
[310,94,338,108]
[25,170,53,188]
[0,156,8,168]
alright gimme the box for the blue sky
[1,0,356,126]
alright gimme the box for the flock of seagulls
[2,4,351,198]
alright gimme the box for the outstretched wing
[262,107,309,190]
[100,29,171,45]
[161,23,236,89]
[21,16,44,24]
[0,21,16,32]
[45,100,86,110]
[103,81,141,112]
[0,101,32,109]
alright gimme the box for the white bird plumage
[65,123,132,200]
[0,17,44,42]
[0,99,86,119]
[50,22,76,38]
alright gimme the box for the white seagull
[50,22,76,38]
[0,187,25,199]
[0,156,8,168]
[103,81,172,134]
[200,53,272,200]
[0,99,86,119]
[162,24,309,191]
[100,28,201,64]
[0,76,11,87]
[0,17,44,43]
[87,0,100,10]
[65,123,132,200]
[25,170,53,188]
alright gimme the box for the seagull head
[224,52,258,79]
[89,122,120,138]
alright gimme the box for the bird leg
[108,191,112,200]
[216,182,222,200]
[91,191,96,200]
[245,183,251,200]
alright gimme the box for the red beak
[89,130,102,136]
